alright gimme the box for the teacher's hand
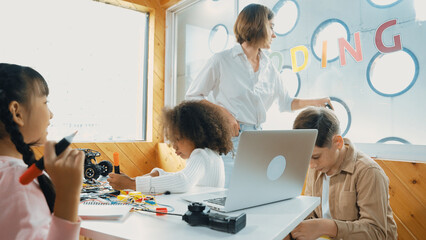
[291,97,334,111]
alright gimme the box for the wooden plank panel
[31,146,44,159]
[126,0,161,9]
[153,69,164,89]
[133,142,158,172]
[153,73,164,95]
[154,12,165,46]
[116,142,154,176]
[95,143,143,177]
[377,161,426,238]
[153,78,164,101]
[379,160,426,206]
[160,0,181,9]
[153,53,165,80]
[156,143,186,171]
[154,34,165,61]
[153,98,163,118]
[151,118,162,135]
[133,142,156,160]
[154,11,165,40]
[393,213,416,240]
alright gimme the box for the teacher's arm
[291,97,333,111]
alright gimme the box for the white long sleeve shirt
[0,156,81,240]
[135,148,225,193]
[185,44,294,126]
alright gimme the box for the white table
[80,187,320,240]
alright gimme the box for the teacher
[185,3,332,186]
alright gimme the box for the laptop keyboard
[205,197,227,206]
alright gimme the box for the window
[272,0,299,36]
[367,48,418,97]
[0,0,149,142]
[166,0,426,161]
[166,0,236,105]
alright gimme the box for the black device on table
[79,148,113,180]
[182,202,246,234]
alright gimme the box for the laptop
[181,129,318,212]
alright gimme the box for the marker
[19,131,77,185]
[113,152,120,173]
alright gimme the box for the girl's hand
[43,141,84,222]
[43,141,84,195]
[108,173,136,190]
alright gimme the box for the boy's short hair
[234,3,274,46]
[293,107,341,148]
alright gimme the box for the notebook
[78,201,132,220]
[181,129,317,212]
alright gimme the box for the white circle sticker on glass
[330,97,351,137]
[281,67,300,97]
[267,155,286,181]
[368,50,417,96]
[368,0,400,7]
[312,19,349,62]
[274,0,298,36]
[209,24,228,53]
[377,137,410,144]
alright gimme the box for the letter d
[291,45,309,73]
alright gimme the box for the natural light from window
[273,0,298,36]
[368,49,417,97]
[0,0,148,142]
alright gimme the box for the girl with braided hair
[0,63,84,239]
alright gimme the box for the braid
[0,63,55,213]
[0,106,36,165]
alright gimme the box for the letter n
[339,32,363,66]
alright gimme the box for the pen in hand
[19,131,78,185]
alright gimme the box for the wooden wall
[375,160,426,240]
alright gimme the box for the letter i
[321,40,327,68]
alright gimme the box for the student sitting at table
[0,63,84,239]
[108,100,233,193]
[288,107,397,240]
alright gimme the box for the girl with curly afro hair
[108,100,233,193]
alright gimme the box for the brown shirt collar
[337,138,357,175]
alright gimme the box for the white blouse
[185,44,294,126]
[135,148,225,193]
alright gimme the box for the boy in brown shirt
[289,107,397,240]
